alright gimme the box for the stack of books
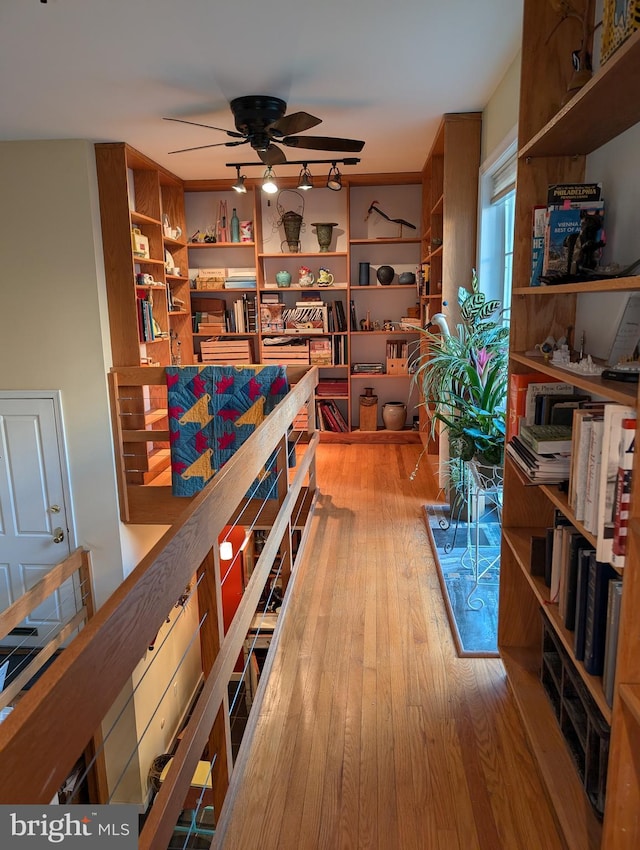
[507,425,572,484]
[352,363,384,375]
[224,267,257,289]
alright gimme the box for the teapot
[298,265,315,287]
[317,267,334,287]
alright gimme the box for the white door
[0,396,77,648]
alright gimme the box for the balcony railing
[0,364,319,849]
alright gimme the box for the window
[477,134,517,323]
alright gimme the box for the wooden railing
[0,364,319,849]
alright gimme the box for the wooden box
[260,341,309,364]
[386,358,409,375]
[198,322,226,335]
[359,397,378,431]
[200,338,254,364]
[195,268,226,290]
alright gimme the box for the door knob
[53,527,65,544]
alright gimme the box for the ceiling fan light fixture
[297,164,314,191]
[262,166,279,194]
[327,163,342,191]
[232,167,247,193]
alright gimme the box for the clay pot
[376,265,395,285]
[382,401,407,431]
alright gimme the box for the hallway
[213,443,564,849]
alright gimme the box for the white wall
[0,139,199,805]
[481,51,521,164]
[0,140,127,606]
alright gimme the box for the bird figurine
[365,201,416,237]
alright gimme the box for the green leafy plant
[411,270,509,467]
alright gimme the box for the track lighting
[232,166,247,193]
[297,164,314,191]
[262,166,278,194]
[327,163,342,191]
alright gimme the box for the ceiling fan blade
[168,139,249,155]
[282,135,365,152]
[259,144,287,166]
[163,117,244,139]
[268,111,322,137]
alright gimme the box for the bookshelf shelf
[349,237,421,245]
[513,275,640,296]
[520,30,640,160]
[510,352,638,406]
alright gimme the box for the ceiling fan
[164,95,365,165]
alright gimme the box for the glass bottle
[231,208,240,243]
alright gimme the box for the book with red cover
[507,371,562,442]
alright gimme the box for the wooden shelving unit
[418,112,482,455]
[500,5,640,848]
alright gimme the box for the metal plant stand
[462,460,503,610]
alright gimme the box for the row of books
[136,294,164,343]
[530,182,605,286]
[385,339,409,359]
[509,389,637,570]
[569,403,636,568]
[543,512,623,706]
[316,399,349,433]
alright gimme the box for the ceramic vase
[382,401,407,431]
[311,222,337,252]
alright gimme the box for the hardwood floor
[213,443,564,850]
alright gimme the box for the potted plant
[411,270,509,473]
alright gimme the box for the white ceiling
[0,1,523,182]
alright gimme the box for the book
[534,392,590,426]
[542,200,605,277]
[333,299,348,332]
[602,579,623,707]
[595,405,636,565]
[519,423,573,454]
[530,205,546,287]
[582,416,605,533]
[570,410,604,520]
[524,381,573,426]
[506,371,550,442]
[573,547,595,661]
[561,530,588,630]
[612,417,637,568]
[546,183,602,205]
[583,553,617,676]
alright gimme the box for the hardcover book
[519,423,573,454]
[583,554,617,676]
[612,417,637,568]
[602,579,624,707]
[595,405,636,565]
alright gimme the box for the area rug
[424,502,501,657]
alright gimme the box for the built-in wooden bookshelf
[500,6,640,848]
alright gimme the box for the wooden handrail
[0,365,319,846]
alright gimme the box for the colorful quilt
[166,365,289,498]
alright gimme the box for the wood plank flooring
[213,443,565,850]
